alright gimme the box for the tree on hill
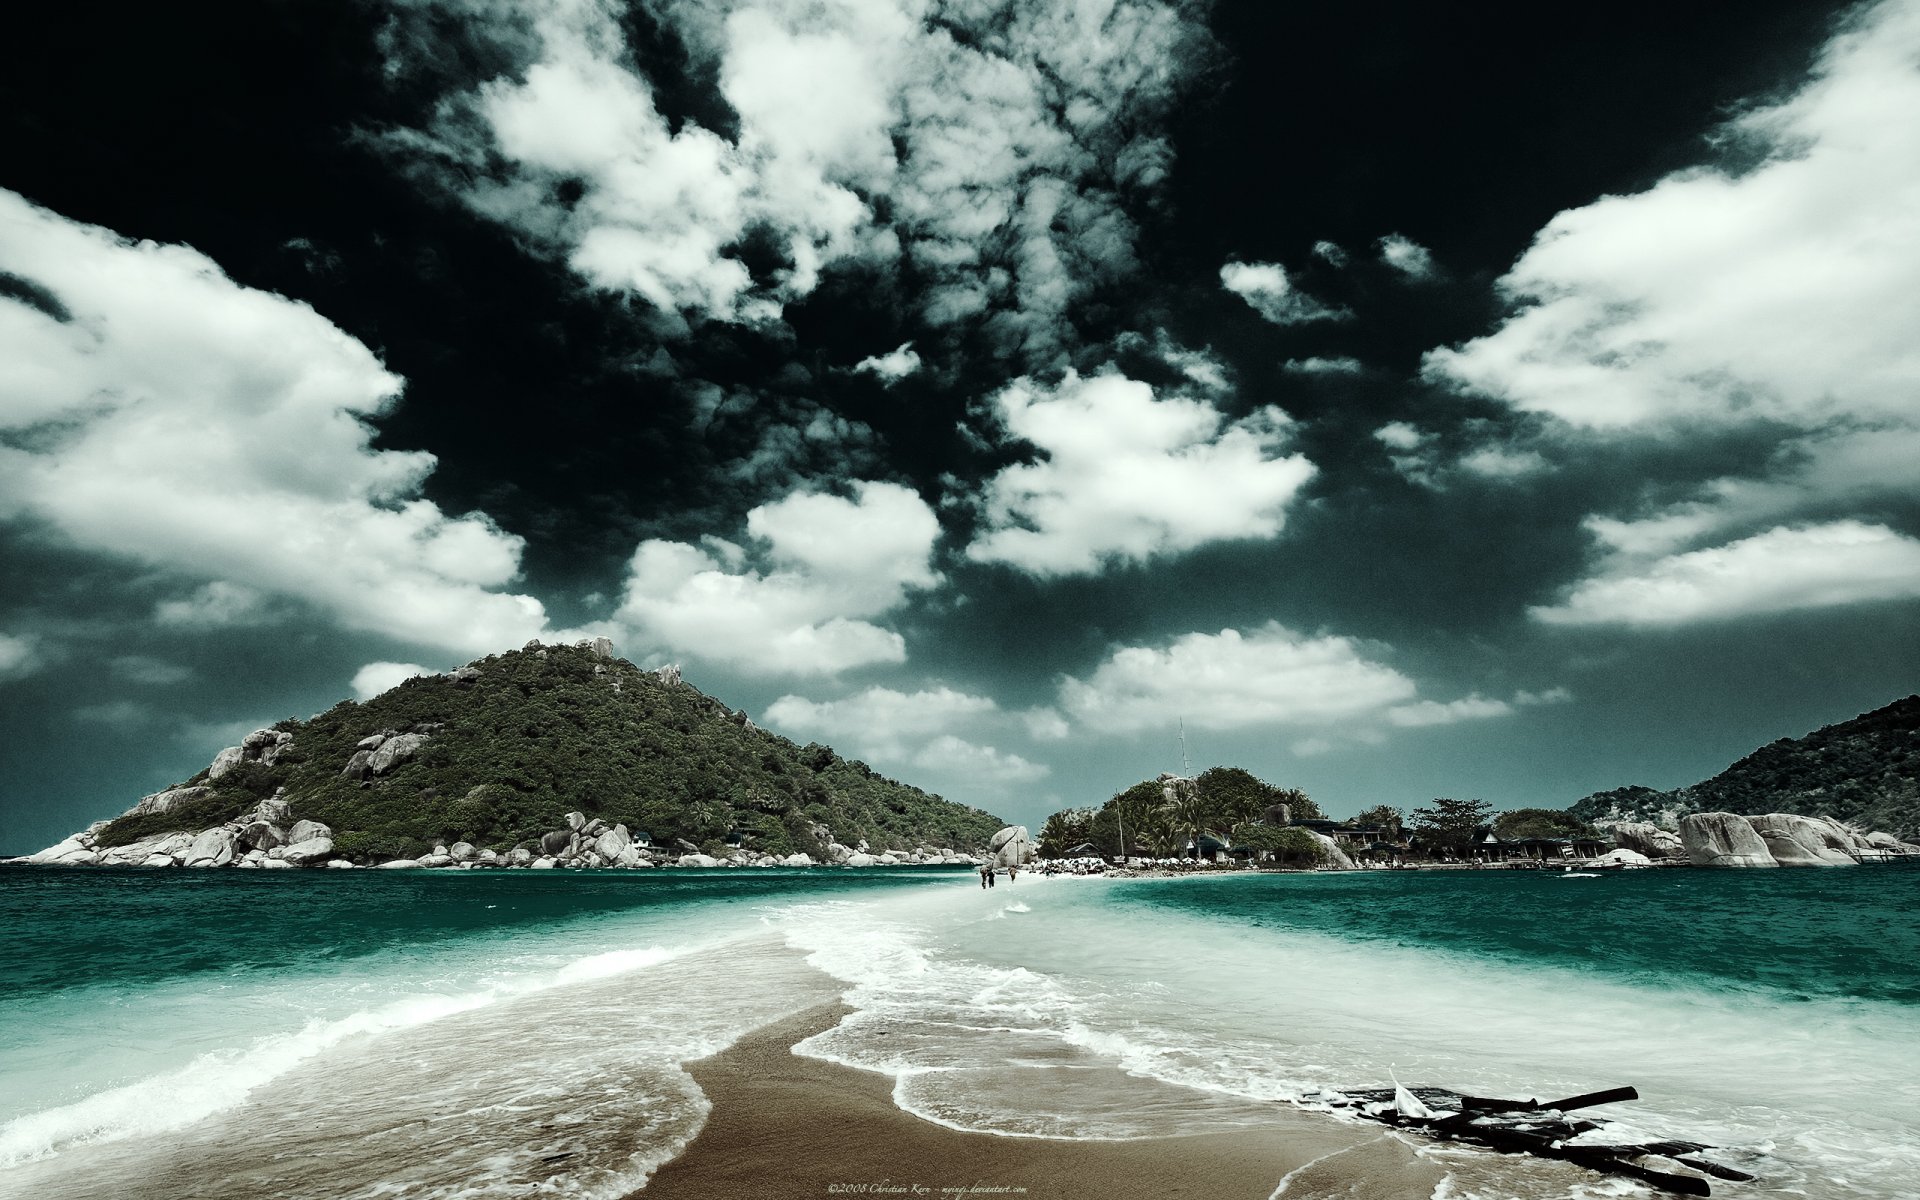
[1409,797,1494,856]
[1163,775,1209,856]
[1191,766,1321,827]
[1233,824,1328,866]
[1353,805,1404,835]
[1036,766,1321,861]
[1270,787,1324,822]
[92,643,1005,861]
[1039,808,1097,857]
[1494,807,1595,841]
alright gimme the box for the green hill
[93,641,1004,862]
[1569,695,1920,838]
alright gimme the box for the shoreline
[637,1004,1450,1200]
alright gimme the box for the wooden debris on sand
[1323,1084,1757,1196]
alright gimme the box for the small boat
[1325,1084,1755,1196]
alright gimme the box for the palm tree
[1162,777,1210,860]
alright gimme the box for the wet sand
[639,1004,1450,1200]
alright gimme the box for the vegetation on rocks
[94,644,1004,862]
[1407,797,1495,856]
[1038,766,1320,859]
[1568,695,1920,838]
[1492,807,1596,842]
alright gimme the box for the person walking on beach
[980,862,995,888]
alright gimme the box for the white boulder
[1611,821,1686,860]
[288,819,332,845]
[1747,813,1858,867]
[376,859,421,869]
[987,826,1034,868]
[677,853,722,867]
[207,746,247,781]
[593,826,632,860]
[29,837,96,865]
[183,828,239,868]
[281,837,334,865]
[781,853,814,867]
[366,733,427,776]
[844,852,878,867]
[128,785,215,817]
[242,822,285,851]
[1681,812,1777,867]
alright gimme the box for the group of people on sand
[978,862,1017,888]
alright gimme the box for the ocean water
[1,864,1915,1200]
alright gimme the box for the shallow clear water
[2,863,1916,1199]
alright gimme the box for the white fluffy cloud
[1428,2,1920,432]
[1058,624,1532,744]
[384,0,1209,358]
[1426,2,1920,627]
[1281,356,1366,376]
[0,633,40,682]
[1376,233,1437,280]
[352,661,435,700]
[1532,521,1920,626]
[0,191,551,657]
[616,480,939,674]
[910,734,1048,785]
[765,684,1046,787]
[853,342,922,383]
[1219,261,1346,325]
[152,581,274,629]
[966,372,1316,576]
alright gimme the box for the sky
[3,0,1918,851]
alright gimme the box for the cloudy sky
[3,0,1917,850]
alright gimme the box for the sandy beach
[640,1004,1451,1200]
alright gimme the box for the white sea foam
[0,945,683,1169]
[0,934,842,1200]
[767,876,1920,1198]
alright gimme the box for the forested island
[18,641,1003,869]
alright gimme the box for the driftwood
[1327,1085,1756,1197]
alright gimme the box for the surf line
[1267,1132,1398,1199]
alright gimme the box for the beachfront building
[1465,827,1608,864]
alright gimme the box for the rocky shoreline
[1614,810,1919,867]
[10,801,989,871]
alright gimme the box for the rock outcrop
[366,733,427,776]
[14,640,1004,872]
[281,837,335,864]
[183,828,239,868]
[1306,831,1357,870]
[129,785,215,817]
[988,825,1035,868]
[1680,812,1778,867]
[1611,821,1687,861]
[208,729,295,781]
[1747,813,1858,867]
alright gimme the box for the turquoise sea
[2,864,1916,1199]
